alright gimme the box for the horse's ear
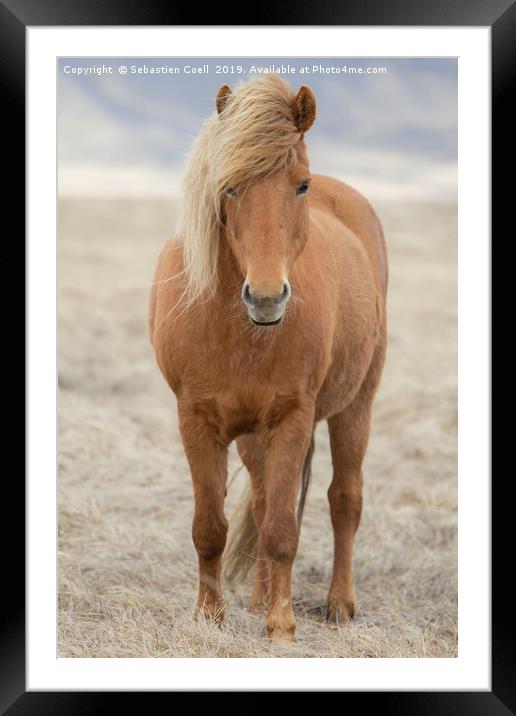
[216,84,232,116]
[292,85,316,134]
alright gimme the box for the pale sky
[58,57,457,201]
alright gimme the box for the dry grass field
[58,197,457,658]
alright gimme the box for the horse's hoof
[195,600,226,625]
[326,599,355,626]
[266,619,296,642]
[267,627,296,642]
[266,604,296,641]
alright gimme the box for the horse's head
[217,82,316,326]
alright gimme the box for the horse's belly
[315,335,377,421]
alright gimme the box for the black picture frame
[6,0,507,711]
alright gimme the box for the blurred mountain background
[58,57,457,202]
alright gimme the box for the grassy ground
[58,197,457,657]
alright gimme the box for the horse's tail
[223,480,257,583]
[296,431,316,527]
[224,430,316,583]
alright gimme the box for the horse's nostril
[242,283,252,304]
[281,282,290,301]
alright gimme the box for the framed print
[5,0,509,711]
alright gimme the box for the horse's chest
[189,389,304,444]
[165,310,328,439]
[173,317,326,393]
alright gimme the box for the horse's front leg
[178,403,228,623]
[262,404,314,641]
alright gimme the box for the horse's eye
[226,187,237,198]
[297,181,310,195]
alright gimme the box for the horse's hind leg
[326,407,368,623]
[326,345,385,624]
[236,434,269,609]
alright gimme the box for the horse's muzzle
[242,281,291,326]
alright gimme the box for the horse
[149,74,388,641]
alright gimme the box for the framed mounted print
[5,0,509,710]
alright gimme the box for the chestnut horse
[149,75,388,640]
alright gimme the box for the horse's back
[309,174,388,297]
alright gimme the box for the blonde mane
[176,74,301,302]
